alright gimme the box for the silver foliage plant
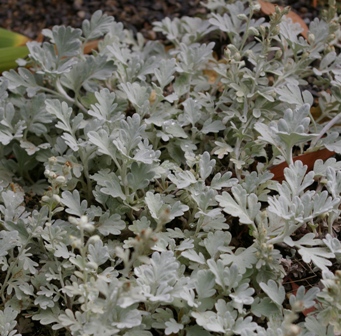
[0,0,341,335]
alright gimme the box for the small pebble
[74,0,83,10]
[77,10,86,19]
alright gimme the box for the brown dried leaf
[258,0,309,39]
[270,148,335,182]
[83,40,99,54]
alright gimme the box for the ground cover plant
[0,0,341,334]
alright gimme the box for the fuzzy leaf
[48,26,82,59]
[195,269,216,298]
[82,10,114,40]
[168,170,197,189]
[60,190,88,217]
[88,129,117,160]
[199,152,215,180]
[97,213,126,236]
[259,280,285,306]
[154,59,176,89]
[62,55,115,93]
[216,185,261,224]
[145,192,189,224]
[88,88,119,121]
[211,172,238,190]
[87,239,109,266]
[165,318,184,335]
[91,169,126,200]
[181,249,206,264]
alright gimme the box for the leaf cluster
[0,1,341,335]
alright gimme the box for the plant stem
[309,113,341,149]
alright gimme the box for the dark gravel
[0,0,206,40]
[0,0,324,41]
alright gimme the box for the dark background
[0,0,205,40]
[0,0,319,40]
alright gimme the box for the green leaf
[0,46,29,73]
[20,93,51,136]
[133,139,160,164]
[209,13,235,33]
[54,242,75,259]
[314,158,341,178]
[186,325,212,336]
[162,120,188,139]
[289,285,319,310]
[0,28,30,48]
[173,73,190,97]
[304,316,336,336]
[0,103,26,145]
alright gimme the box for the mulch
[0,0,321,40]
[0,0,205,40]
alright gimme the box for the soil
[0,0,206,40]
[0,0,321,40]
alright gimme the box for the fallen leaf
[203,69,218,84]
[83,40,99,54]
[149,89,157,104]
[258,0,309,39]
[270,148,335,182]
